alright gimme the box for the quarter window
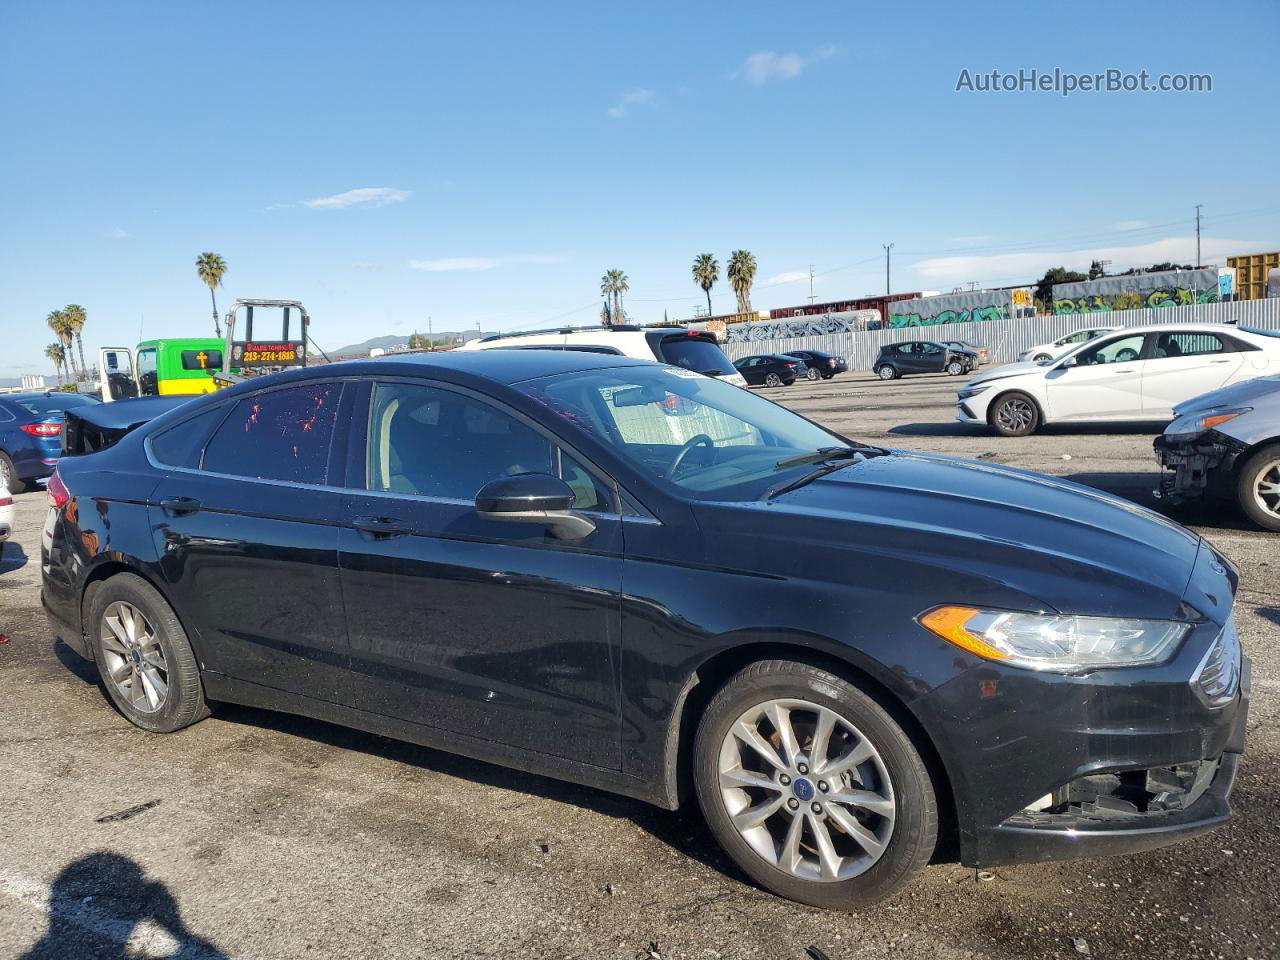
[202,383,341,483]
[151,404,230,468]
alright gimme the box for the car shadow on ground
[889,421,1162,438]
[0,541,29,576]
[208,701,742,882]
[17,851,227,960]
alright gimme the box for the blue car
[0,391,100,491]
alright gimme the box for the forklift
[97,299,319,402]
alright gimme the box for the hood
[699,451,1203,621]
[968,360,1044,385]
[1171,373,1280,416]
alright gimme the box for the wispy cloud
[607,88,656,120]
[1109,219,1150,231]
[741,44,842,85]
[763,270,810,287]
[949,234,992,244]
[911,236,1253,286]
[106,226,130,239]
[408,254,564,272]
[301,187,410,210]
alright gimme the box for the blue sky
[2,0,1277,372]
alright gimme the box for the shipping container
[1227,251,1280,301]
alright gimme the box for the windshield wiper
[762,458,866,500]
[773,446,860,469]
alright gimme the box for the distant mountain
[328,330,499,357]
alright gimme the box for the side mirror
[1059,356,1078,369]
[475,473,595,540]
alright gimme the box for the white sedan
[958,323,1280,436]
[0,485,13,541]
[1016,325,1118,364]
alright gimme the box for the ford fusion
[41,351,1248,909]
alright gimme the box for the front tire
[88,573,209,733]
[1236,442,1280,532]
[693,660,938,909]
[990,392,1040,437]
[877,365,897,381]
[945,361,964,376]
[765,373,782,388]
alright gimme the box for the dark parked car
[873,341,976,380]
[43,352,1248,909]
[733,353,806,387]
[0,391,100,491]
[782,349,849,380]
[942,339,991,365]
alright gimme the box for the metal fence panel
[721,300,1280,368]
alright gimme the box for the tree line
[597,251,759,328]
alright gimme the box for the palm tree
[600,269,629,325]
[691,254,719,319]
[196,252,228,338]
[727,250,758,314]
[47,309,78,380]
[599,301,613,328]
[45,342,66,383]
[63,303,88,380]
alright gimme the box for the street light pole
[883,243,894,296]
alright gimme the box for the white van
[460,325,749,388]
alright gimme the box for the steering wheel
[1115,347,1139,362]
[669,434,715,479]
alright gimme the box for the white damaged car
[958,323,1280,436]
[1017,325,1118,364]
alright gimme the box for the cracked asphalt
[0,370,1275,960]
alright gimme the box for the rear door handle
[352,516,410,538]
[159,496,202,516]
[1112,370,1135,375]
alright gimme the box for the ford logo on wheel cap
[793,778,815,801]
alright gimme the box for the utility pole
[883,243,894,296]
[968,281,977,291]
[428,315,433,338]
[1194,204,1203,267]
[808,264,816,305]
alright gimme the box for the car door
[1141,330,1244,418]
[337,379,624,768]
[149,381,355,703]
[917,342,945,373]
[98,347,139,402]
[1044,332,1149,421]
[893,344,919,373]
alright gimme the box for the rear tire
[88,573,209,733]
[694,660,937,909]
[877,365,897,381]
[765,373,782,387]
[989,392,1040,437]
[1236,442,1280,532]
[0,452,23,493]
[805,368,820,381]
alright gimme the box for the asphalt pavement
[0,370,1275,960]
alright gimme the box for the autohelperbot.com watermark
[955,67,1212,97]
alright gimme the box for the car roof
[303,348,657,386]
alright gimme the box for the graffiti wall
[726,310,881,342]
[887,288,1031,328]
[1051,268,1220,314]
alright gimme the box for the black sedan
[732,353,806,387]
[873,341,977,380]
[782,349,849,380]
[43,351,1248,910]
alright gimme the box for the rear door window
[202,383,341,483]
[1152,332,1225,359]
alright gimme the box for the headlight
[957,384,989,400]
[1164,407,1251,442]
[918,606,1190,672]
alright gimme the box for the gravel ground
[0,370,1275,960]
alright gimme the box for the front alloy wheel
[946,361,964,376]
[694,660,937,908]
[991,393,1039,437]
[1238,443,1280,532]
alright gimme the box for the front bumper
[1153,431,1247,504]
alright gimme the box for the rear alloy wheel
[945,361,965,376]
[877,365,897,381]
[805,367,821,381]
[1237,442,1280,532]
[990,392,1039,437]
[765,373,782,387]
[694,660,937,909]
[89,573,209,733]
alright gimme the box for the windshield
[518,364,851,500]
[11,394,100,417]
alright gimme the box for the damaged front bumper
[1153,430,1249,505]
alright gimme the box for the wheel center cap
[130,649,141,665]
[792,778,814,801]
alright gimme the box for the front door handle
[159,496,202,516]
[352,516,410,538]
[1112,370,1136,375]
[1209,359,1232,364]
